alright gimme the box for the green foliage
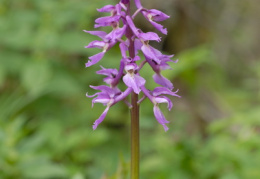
[0,0,259,179]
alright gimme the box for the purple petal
[144,56,159,72]
[85,40,106,49]
[159,61,172,70]
[150,21,167,35]
[90,85,111,91]
[103,77,114,85]
[123,74,140,94]
[140,85,154,102]
[139,32,161,42]
[134,39,142,51]
[93,107,110,130]
[86,92,99,98]
[125,63,138,71]
[133,56,140,61]
[115,4,122,15]
[152,87,180,98]
[150,46,165,57]
[153,73,173,90]
[147,9,170,21]
[97,5,115,12]
[90,85,121,97]
[93,96,110,105]
[134,0,142,8]
[95,16,121,28]
[85,52,105,67]
[161,53,174,59]
[106,25,126,41]
[141,45,160,64]
[154,96,168,104]
[153,105,169,131]
[111,60,125,87]
[126,16,139,36]
[119,42,128,58]
[115,25,127,38]
[154,96,173,110]
[135,75,146,87]
[114,87,133,103]
[83,30,107,39]
[96,66,118,77]
[152,87,173,95]
[150,48,174,70]
[89,92,109,107]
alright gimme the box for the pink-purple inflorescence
[85,0,180,131]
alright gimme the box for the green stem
[127,1,139,178]
[130,92,139,179]
[128,14,139,179]
[129,36,140,179]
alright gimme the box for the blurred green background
[0,0,259,178]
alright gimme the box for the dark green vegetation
[0,0,259,178]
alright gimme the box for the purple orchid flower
[144,52,178,90]
[142,9,170,35]
[126,16,161,43]
[85,0,180,131]
[95,4,123,28]
[84,25,126,67]
[133,0,170,34]
[87,85,132,129]
[141,86,181,131]
[96,66,119,85]
[119,42,145,94]
[123,63,146,94]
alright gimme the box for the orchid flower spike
[84,0,180,131]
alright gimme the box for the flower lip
[123,73,146,94]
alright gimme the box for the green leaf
[21,60,52,96]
